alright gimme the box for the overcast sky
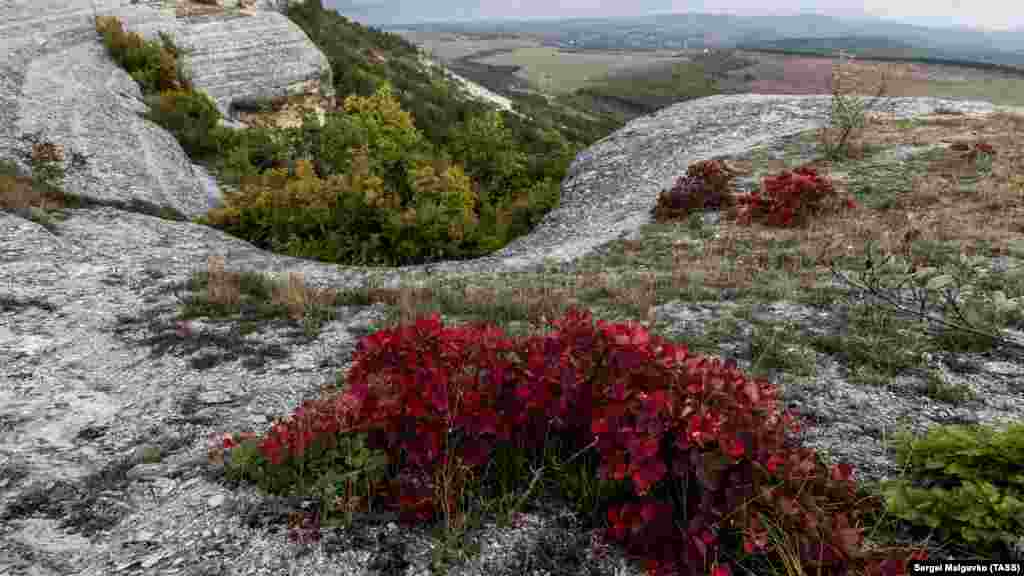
[323,0,1024,32]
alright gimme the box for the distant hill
[734,36,1024,75]
[383,12,1024,70]
[736,35,921,54]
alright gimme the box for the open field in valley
[470,46,694,94]
[389,29,544,61]
[393,30,1024,116]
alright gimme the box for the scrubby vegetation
[195,52,1024,576]
[91,2,610,268]
[881,423,1024,559]
[3,8,1020,576]
[94,15,189,94]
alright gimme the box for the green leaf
[925,274,955,291]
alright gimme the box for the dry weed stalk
[820,49,893,161]
[206,255,240,308]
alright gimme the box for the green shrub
[198,155,395,264]
[94,16,184,94]
[198,147,492,267]
[446,110,529,206]
[223,127,292,177]
[145,90,223,159]
[407,158,478,224]
[272,1,631,263]
[881,422,1024,557]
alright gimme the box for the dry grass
[198,254,345,325]
[269,269,340,321]
[176,1,231,17]
[204,255,242,308]
[0,143,73,214]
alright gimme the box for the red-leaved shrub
[223,308,928,575]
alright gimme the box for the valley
[392,28,1024,126]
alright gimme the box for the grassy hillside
[569,49,759,117]
[287,1,622,158]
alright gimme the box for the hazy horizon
[322,1,1024,33]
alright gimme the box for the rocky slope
[3,2,1024,574]
[0,0,330,220]
[3,91,1024,575]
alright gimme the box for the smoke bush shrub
[734,165,855,227]
[652,159,739,222]
[217,307,930,576]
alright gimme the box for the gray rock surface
[0,0,332,221]
[0,1,208,219]
[2,91,1023,575]
[171,8,334,120]
[3,4,1024,569]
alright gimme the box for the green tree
[317,84,428,201]
[145,90,222,159]
[447,110,528,205]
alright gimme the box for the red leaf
[838,527,863,552]
[636,436,660,459]
[693,532,707,558]
[778,495,798,516]
[640,502,658,523]
[831,462,854,482]
[614,461,628,481]
[726,435,746,459]
[743,380,760,404]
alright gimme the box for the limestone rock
[169,7,334,121]
[1,2,210,220]
[0,0,331,222]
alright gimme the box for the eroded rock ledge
[0,0,331,220]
